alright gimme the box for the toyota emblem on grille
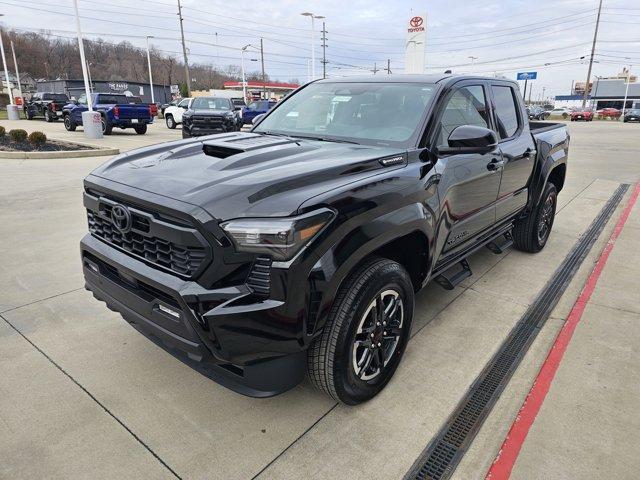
[111,204,132,233]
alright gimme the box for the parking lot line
[485,182,640,480]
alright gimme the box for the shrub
[9,129,28,142]
[28,131,47,146]
[0,125,5,137]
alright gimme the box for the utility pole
[386,59,391,74]
[10,40,22,102]
[260,38,266,99]
[468,55,478,73]
[582,0,603,108]
[177,0,191,97]
[373,62,378,75]
[321,22,327,79]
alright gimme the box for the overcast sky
[2,0,639,99]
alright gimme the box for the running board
[486,232,513,254]
[434,259,472,290]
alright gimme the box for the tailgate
[117,104,151,120]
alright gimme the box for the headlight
[220,208,335,261]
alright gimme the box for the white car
[164,97,193,129]
[547,107,572,118]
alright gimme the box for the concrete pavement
[1,120,639,479]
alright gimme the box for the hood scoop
[202,132,299,159]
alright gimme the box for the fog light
[158,304,180,318]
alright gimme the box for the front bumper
[183,124,234,137]
[80,234,306,397]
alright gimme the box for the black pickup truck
[80,75,568,404]
[25,92,70,122]
[181,96,240,138]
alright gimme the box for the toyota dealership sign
[405,13,427,73]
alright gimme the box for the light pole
[10,40,22,103]
[0,15,18,119]
[622,65,632,119]
[241,44,249,101]
[72,0,103,138]
[145,35,155,104]
[468,56,478,73]
[301,12,324,80]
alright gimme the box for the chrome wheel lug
[377,342,381,347]
[383,331,387,335]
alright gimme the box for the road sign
[517,72,537,80]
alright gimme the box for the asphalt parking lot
[1,120,639,479]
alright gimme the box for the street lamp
[468,56,478,72]
[301,12,324,80]
[622,65,633,118]
[145,35,155,104]
[241,44,260,101]
[0,14,19,119]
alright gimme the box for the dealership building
[222,80,299,101]
[554,78,640,109]
[35,79,171,104]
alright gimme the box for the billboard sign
[517,72,537,80]
[405,13,427,74]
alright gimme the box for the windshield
[191,97,231,110]
[254,82,437,146]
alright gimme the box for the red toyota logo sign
[410,16,423,28]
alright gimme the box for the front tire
[44,110,52,122]
[307,258,414,405]
[513,182,558,253]
[165,115,176,129]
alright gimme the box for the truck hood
[90,132,405,220]
[188,109,233,116]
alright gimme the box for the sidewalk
[488,183,640,480]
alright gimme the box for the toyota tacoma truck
[181,96,241,138]
[80,75,568,404]
[63,93,153,135]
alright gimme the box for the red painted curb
[486,182,640,480]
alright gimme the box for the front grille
[85,193,210,278]
[193,116,224,126]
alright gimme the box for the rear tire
[513,182,558,253]
[101,116,113,135]
[134,124,147,135]
[307,258,414,405]
[63,114,76,131]
[44,110,53,122]
[165,115,176,129]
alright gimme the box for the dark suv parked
[25,92,69,122]
[81,75,568,404]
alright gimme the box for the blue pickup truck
[63,93,153,135]
[242,99,277,124]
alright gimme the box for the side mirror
[438,125,498,155]
[252,114,265,125]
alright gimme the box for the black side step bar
[434,259,472,290]
[486,231,513,254]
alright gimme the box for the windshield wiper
[288,134,359,145]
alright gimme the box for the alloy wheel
[352,289,404,381]
[537,194,555,243]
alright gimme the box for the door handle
[523,148,533,158]
[487,158,505,171]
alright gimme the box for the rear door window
[491,86,520,139]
